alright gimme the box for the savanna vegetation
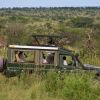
[0,7,100,65]
[0,7,100,100]
[0,71,100,100]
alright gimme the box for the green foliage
[45,72,64,95]
[0,7,100,100]
[6,23,25,44]
[70,17,94,28]
[81,54,100,66]
[0,71,100,100]
[9,16,29,23]
[0,7,100,65]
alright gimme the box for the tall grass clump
[82,55,100,66]
[61,72,100,100]
[0,71,100,100]
[45,72,64,95]
[44,71,100,100]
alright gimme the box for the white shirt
[63,60,68,65]
[43,59,48,64]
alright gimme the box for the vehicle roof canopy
[8,45,59,51]
[8,45,74,56]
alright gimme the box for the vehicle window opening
[47,53,55,64]
[42,53,48,64]
[18,51,27,62]
[13,50,35,63]
[14,51,19,62]
[62,55,74,66]
[41,51,55,65]
[63,56,68,65]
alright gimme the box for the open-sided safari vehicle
[0,35,100,77]
[5,44,81,76]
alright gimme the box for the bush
[70,17,94,28]
[45,72,63,94]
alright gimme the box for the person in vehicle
[42,53,48,64]
[72,53,84,68]
[18,51,27,62]
[63,56,68,66]
[14,51,20,62]
[47,53,55,64]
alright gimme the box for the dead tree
[83,29,96,56]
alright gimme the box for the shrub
[70,17,94,28]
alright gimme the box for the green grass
[81,55,100,66]
[0,71,100,100]
[0,48,100,100]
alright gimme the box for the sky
[0,0,100,8]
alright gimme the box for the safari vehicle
[4,44,100,76]
[5,44,81,76]
[0,35,100,76]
